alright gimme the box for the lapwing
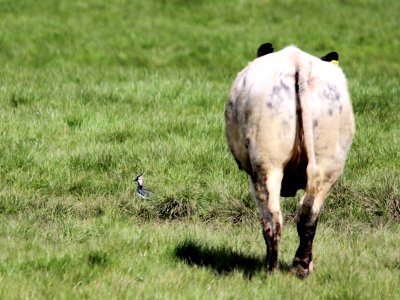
[134,173,151,199]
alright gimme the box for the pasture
[0,0,399,298]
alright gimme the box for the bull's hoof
[291,259,313,279]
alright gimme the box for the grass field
[0,0,399,299]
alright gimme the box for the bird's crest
[134,172,144,182]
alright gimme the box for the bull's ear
[321,51,339,65]
[257,43,274,57]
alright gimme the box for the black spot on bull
[321,83,342,116]
[267,79,293,111]
[280,79,290,92]
[322,83,341,102]
[226,95,241,121]
[245,138,250,149]
[227,98,234,110]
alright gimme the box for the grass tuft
[87,250,109,267]
[362,176,400,222]
[65,115,83,129]
[326,174,400,225]
[9,90,36,107]
[205,197,257,224]
[155,196,197,220]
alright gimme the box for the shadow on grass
[174,239,292,279]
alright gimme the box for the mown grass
[0,0,399,298]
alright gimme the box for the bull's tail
[294,54,319,194]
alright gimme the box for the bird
[134,172,151,199]
[320,51,339,66]
[257,42,274,57]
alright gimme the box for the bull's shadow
[174,239,291,279]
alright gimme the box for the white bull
[225,46,355,278]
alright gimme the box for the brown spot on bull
[260,217,281,271]
[270,221,281,270]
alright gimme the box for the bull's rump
[225,46,354,196]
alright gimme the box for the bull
[225,45,355,278]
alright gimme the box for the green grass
[1,219,399,299]
[0,0,399,298]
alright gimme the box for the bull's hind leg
[291,165,343,278]
[250,168,283,271]
[291,192,320,278]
